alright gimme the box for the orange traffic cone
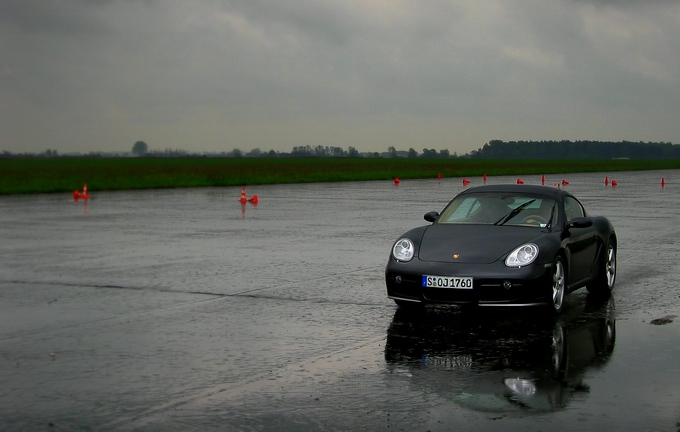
[80,184,89,200]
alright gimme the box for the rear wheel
[549,257,566,314]
[587,239,616,296]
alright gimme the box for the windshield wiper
[494,199,536,226]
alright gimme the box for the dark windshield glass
[437,193,558,227]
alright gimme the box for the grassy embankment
[1,157,680,195]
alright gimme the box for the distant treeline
[470,140,680,159]
[2,139,680,159]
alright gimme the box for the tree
[132,141,148,156]
[42,149,58,157]
[420,148,437,158]
[246,148,262,157]
[331,146,345,157]
[388,146,398,158]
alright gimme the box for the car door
[564,197,598,284]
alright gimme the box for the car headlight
[505,243,539,267]
[504,378,537,396]
[392,238,415,262]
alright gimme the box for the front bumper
[385,258,553,306]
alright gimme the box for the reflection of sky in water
[593,320,680,429]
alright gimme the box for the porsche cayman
[385,184,617,313]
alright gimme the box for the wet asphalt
[1,170,679,431]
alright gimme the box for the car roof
[457,184,573,199]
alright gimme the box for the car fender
[529,232,563,266]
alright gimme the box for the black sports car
[385,184,617,313]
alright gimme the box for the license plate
[422,275,473,289]
[422,354,473,369]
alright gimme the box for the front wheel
[548,257,566,314]
[587,239,617,297]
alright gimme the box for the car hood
[417,223,543,264]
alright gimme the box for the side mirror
[567,217,593,229]
[424,211,439,223]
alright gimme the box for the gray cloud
[0,0,110,36]
[570,0,678,6]
[1,0,679,154]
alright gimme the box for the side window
[564,197,585,222]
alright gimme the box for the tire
[587,239,616,297]
[548,257,566,314]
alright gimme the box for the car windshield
[437,193,558,227]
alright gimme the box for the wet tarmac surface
[1,170,679,431]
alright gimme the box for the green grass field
[1,157,680,195]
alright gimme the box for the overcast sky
[2,0,679,155]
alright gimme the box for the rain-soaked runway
[1,170,679,431]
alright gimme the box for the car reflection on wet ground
[1,170,679,431]
[385,296,616,415]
